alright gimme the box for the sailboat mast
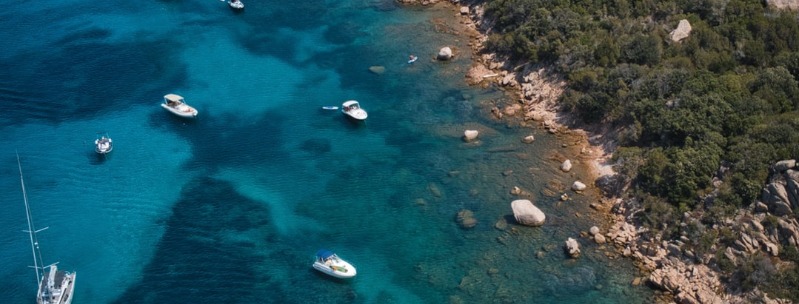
[17,153,43,288]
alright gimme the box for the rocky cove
[399,0,799,303]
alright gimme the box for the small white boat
[229,0,244,9]
[408,55,418,64]
[94,134,113,155]
[312,250,356,279]
[341,100,367,121]
[322,106,339,110]
[161,94,198,118]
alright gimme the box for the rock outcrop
[456,209,477,229]
[670,19,692,42]
[463,130,479,142]
[522,135,535,144]
[437,47,453,61]
[511,199,545,226]
[594,159,799,304]
[587,226,605,244]
[649,262,723,304]
[768,0,799,10]
[561,159,572,172]
[760,159,799,216]
[368,65,385,74]
[564,238,581,258]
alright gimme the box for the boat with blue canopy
[312,249,356,279]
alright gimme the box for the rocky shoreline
[400,0,799,303]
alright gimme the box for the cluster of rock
[759,159,799,216]
[595,160,799,303]
[456,209,477,229]
[510,199,586,259]
[721,160,799,264]
[602,217,726,303]
[487,64,567,130]
[767,0,799,10]
[697,160,799,267]
[462,10,796,301]
[410,1,799,302]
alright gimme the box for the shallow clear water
[0,1,653,303]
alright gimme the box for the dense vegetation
[481,0,799,299]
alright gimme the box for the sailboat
[17,154,77,304]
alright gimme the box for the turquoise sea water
[0,1,654,303]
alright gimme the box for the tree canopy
[483,0,799,298]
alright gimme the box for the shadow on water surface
[146,109,290,170]
[111,177,274,304]
[0,36,187,128]
[111,176,368,304]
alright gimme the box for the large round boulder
[437,47,453,61]
[572,181,586,191]
[511,199,546,227]
[561,159,572,172]
[463,130,479,142]
[669,19,692,42]
[565,237,581,258]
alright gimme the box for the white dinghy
[94,133,113,155]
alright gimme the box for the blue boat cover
[316,249,334,259]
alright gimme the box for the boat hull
[341,100,367,121]
[312,261,357,278]
[343,110,367,121]
[37,268,76,304]
[161,103,198,118]
[229,0,244,9]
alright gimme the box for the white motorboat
[229,0,244,9]
[341,100,367,121]
[94,134,113,155]
[161,94,198,118]
[312,250,357,279]
[17,154,77,304]
[408,55,418,64]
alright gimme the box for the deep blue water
[0,1,653,303]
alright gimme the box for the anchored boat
[341,100,367,121]
[17,154,77,304]
[161,94,198,118]
[94,133,113,155]
[312,249,357,279]
[229,0,244,9]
